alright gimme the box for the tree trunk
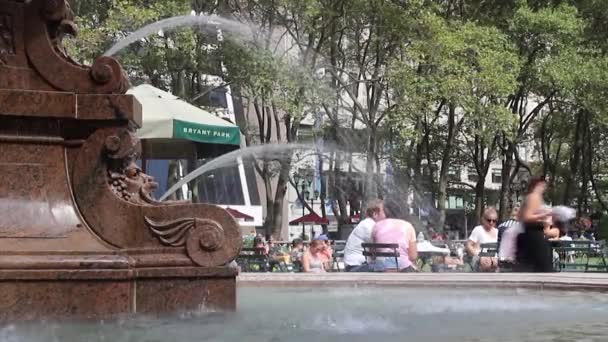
[413,134,424,218]
[539,115,551,178]
[394,138,417,219]
[587,126,608,212]
[563,110,584,205]
[474,181,485,223]
[472,133,497,222]
[270,159,291,238]
[187,156,199,203]
[437,175,448,231]
[365,126,377,201]
[319,151,328,234]
[375,152,383,199]
[578,114,590,214]
[329,150,349,236]
[166,160,183,201]
[262,164,274,236]
[498,142,514,220]
[437,105,458,230]
[548,141,563,204]
[422,127,436,204]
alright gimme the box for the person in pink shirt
[371,219,418,272]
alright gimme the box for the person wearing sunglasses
[466,207,499,272]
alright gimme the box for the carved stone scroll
[20,0,129,94]
[145,217,236,267]
[0,0,240,320]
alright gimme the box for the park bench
[586,240,608,272]
[479,242,498,258]
[361,243,400,271]
[552,240,608,272]
[330,240,346,272]
[236,247,270,272]
[464,242,497,272]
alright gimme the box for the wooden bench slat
[363,251,401,258]
[362,243,399,249]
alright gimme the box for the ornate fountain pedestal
[0,0,241,321]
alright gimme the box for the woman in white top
[466,207,498,272]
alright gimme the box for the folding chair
[361,243,400,271]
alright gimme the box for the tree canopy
[67,0,608,237]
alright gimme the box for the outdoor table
[417,240,450,271]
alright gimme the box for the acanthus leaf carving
[144,216,192,247]
[145,216,228,267]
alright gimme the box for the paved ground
[238,272,608,291]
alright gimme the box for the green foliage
[242,235,255,248]
[67,0,608,222]
[508,4,585,96]
[390,15,520,141]
[220,39,330,122]
[510,4,583,51]
[67,0,220,95]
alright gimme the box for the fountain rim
[237,272,608,292]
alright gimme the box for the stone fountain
[0,0,241,321]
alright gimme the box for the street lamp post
[301,181,308,240]
[294,173,321,240]
[518,180,527,204]
[511,179,527,207]
[310,189,320,236]
[463,196,468,239]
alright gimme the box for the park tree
[66,0,608,237]
[491,3,586,219]
[218,0,340,237]
[390,14,519,229]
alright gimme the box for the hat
[315,234,329,241]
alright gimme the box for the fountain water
[2,286,608,341]
[160,143,318,201]
[104,14,257,57]
[96,2,435,223]
[158,138,440,226]
[98,7,431,221]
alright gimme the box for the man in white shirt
[343,199,386,272]
[466,207,499,272]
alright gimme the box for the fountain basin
[2,274,608,341]
[0,262,236,322]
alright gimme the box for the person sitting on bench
[343,199,386,272]
[466,207,499,272]
[371,219,418,272]
[302,240,327,273]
